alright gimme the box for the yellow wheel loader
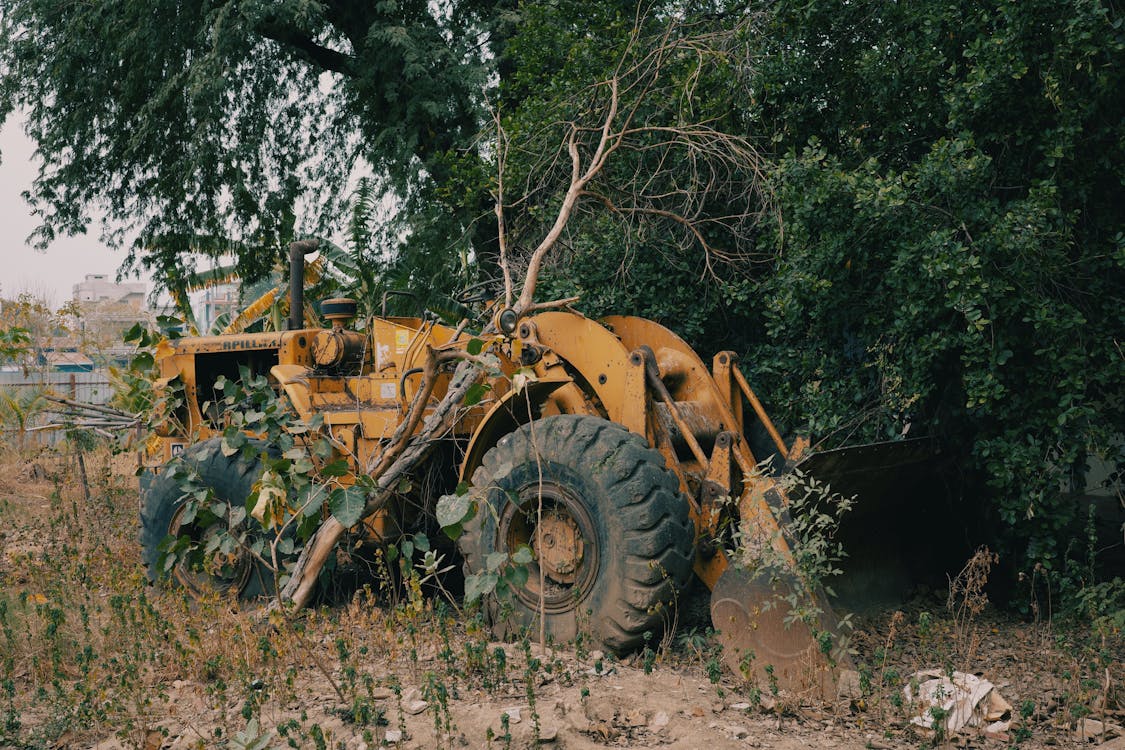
[140,241,921,696]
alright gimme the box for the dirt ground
[0,449,1121,750]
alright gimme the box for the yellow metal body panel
[598,315,795,589]
[270,319,518,483]
[458,377,572,484]
[156,329,313,439]
[516,312,647,435]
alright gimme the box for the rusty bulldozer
[140,240,918,696]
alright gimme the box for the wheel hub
[533,510,584,584]
[169,505,252,597]
[500,479,600,613]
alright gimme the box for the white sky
[0,113,150,308]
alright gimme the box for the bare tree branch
[492,109,515,308]
[497,14,775,311]
[514,75,623,314]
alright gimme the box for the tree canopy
[494,0,1124,574]
[748,0,1124,572]
[3,0,1122,581]
[1,0,501,288]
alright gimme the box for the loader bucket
[710,566,847,700]
[710,437,942,698]
[791,437,948,608]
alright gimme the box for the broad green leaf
[463,382,490,406]
[486,551,509,571]
[312,438,334,459]
[436,493,473,530]
[329,486,367,527]
[297,514,319,541]
[123,322,145,343]
[505,565,528,588]
[464,571,499,604]
[179,502,197,524]
[319,459,350,477]
[299,485,327,517]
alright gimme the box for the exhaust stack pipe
[288,239,319,330]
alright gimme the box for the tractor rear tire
[140,438,279,602]
[460,414,694,653]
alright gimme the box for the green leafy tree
[0,386,48,453]
[0,0,505,288]
[0,327,31,368]
[0,292,72,370]
[316,178,477,322]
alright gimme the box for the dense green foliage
[3,0,1122,578]
[747,0,1124,570]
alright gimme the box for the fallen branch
[44,395,136,420]
[276,352,484,612]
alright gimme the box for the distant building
[200,284,239,333]
[42,350,95,372]
[70,274,153,364]
[72,274,147,309]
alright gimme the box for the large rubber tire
[459,414,694,653]
[140,438,279,601]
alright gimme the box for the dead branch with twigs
[494,13,775,290]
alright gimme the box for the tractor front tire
[460,414,694,653]
[140,438,278,602]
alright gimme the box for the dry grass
[844,566,1124,746]
[0,444,1121,749]
[0,444,593,748]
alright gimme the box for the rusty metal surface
[710,565,848,700]
[534,510,584,584]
